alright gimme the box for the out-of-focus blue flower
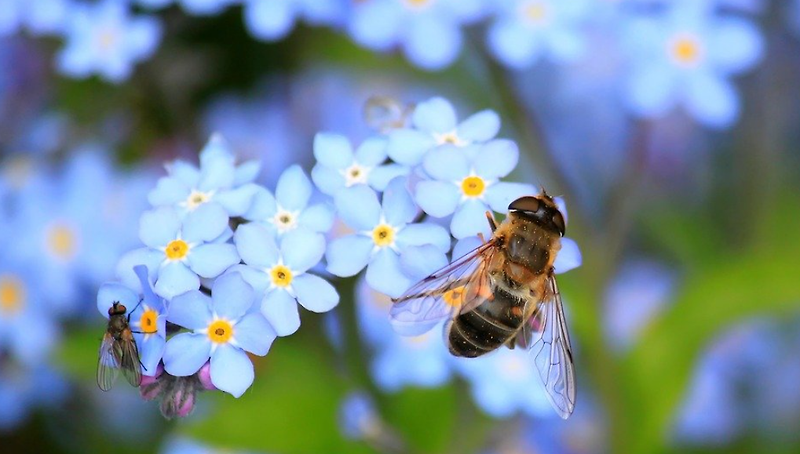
[244,165,334,236]
[233,224,339,336]
[311,133,409,196]
[162,272,275,398]
[486,0,591,69]
[119,204,239,300]
[415,141,533,239]
[456,348,552,418]
[0,363,68,431]
[326,178,450,297]
[347,0,486,70]
[0,0,71,36]
[386,97,501,167]
[372,327,453,391]
[148,135,261,219]
[160,436,263,454]
[339,391,381,440]
[243,0,345,41]
[56,0,162,83]
[622,0,764,128]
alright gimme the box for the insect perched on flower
[97,301,142,391]
[390,192,577,418]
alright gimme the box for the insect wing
[524,275,576,419]
[390,241,496,336]
[97,333,121,392]
[119,333,143,387]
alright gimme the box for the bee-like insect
[390,193,576,418]
[97,301,142,391]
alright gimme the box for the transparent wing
[524,275,576,419]
[390,241,497,337]
[97,333,120,392]
[119,335,143,388]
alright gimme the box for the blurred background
[1,0,800,453]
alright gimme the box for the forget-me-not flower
[233,224,339,336]
[622,1,764,128]
[244,165,334,236]
[242,0,345,41]
[56,0,162,83]
[311,133,409,196]
[486,0,592,69]
[162,272,275,398]
[119,204,239,299]
[386,97,501,167]
[326,177,451,298]
[415,140,534,239]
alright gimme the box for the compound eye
[551,211,566,236]
[508,196,540,213]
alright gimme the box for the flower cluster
[98,135,339,416]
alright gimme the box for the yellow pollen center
[461,176,486,197]
[671,35,702,65]
[443,286,466,307]
[47,223,78,260]
[524,2,548,22]
[372,224,395,247]
[207,320,233,344]
[0,275,25,315]
[165,240,190,260]
[139,309,158,334]
[406,0,431,8]
[186,190,210,209]
[270,265,293,287]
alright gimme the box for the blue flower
[243,0,345,41]
[233,224,339,336]
[0,362,68,430]
[56,0,162,83]
[386,97,501,167]
[244,165,334,236]
[326,178,451,298]
[311,133,409,196]
[622,1,764,128]
[339,391,381,440]
[347,0,486,70]
[486,0,592,69]
[148,135,261,219]
[415,141,533,239]
[118,204,239,300]
[162,272,275,398]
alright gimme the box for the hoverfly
[97,301,142,391]
[390,193,576,418]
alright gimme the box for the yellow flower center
[435,131,467,146]
[139,309,158,335]
[405,333,431,347]
[670,34,702,66]
[185,190,211,210]
[165,240,190,260]
[372,224,395,247]
[207,319,234,344]
[0,275,25,315]
[270,265,293,287]
[405,0,432,10]
[343,163,370,187]
[461,176,486,197]
[47,223,78,261]
[442,286,466,307]
[523,1,548,23]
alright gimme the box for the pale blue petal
[280,229,325,273]
[457,110,500,143]
[139,336,165,377]
[707,18,763,75]
[485,182,536,213]
[298,203,335,233]
[396,223,451,252]
[211,344,254,398]
[262,289,301,336]
[348,0,402,50]
[115,248,163,292]
[168,290,212,330]
[211,272,254,320]
[453,236,483,260]
[311,164,345,196]
[545,26,585,63]
[231,264,271,295]
[399,244,449,280]
[422,146,470,181]
[366,249,413,299]
[276,165,312,211]
[148,177,190,207]
[382,177,417,226]
[242,187,277,221]
[626,63,678,118]
[451,199,490,239]
[233,313,275,355]
[96,283,138,318]
[487,20,540,69]
[244,0,295,41]
[554,237,582,274]
[415,181,460,217]
[369,164,411,191]
[167,159,200,187]
[215,183,260,216]
[187,243,240,278]
[234,223,279,268]
[139,207,180,248]
[155,262,200,300]
[386,129,436,166]
[473,139,519,180]
[683,71,738,129]
[405,14,461,70]
[182,202,229,243]
[326,235,373,277]
[334,185,381,231]
[411,97,457,134]
[354,137,388,166]
[163,333,210,376]
[293,274,339,312]
[313,133,353,169]
[234,159,261,185]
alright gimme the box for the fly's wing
[390,241,497,337]
[97,333,121,392]
[119,335,143,388]
[522,274,576,419]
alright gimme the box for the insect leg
[484,211,498,232]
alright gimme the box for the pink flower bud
[197,362,216,391]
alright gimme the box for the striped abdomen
[446,285,526,358]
